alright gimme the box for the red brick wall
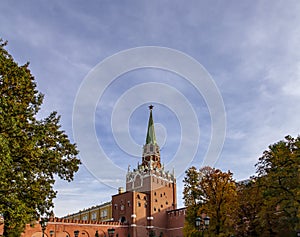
[21,218,128,237]
[167,208,186,237]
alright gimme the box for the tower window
[150,144,153,152]
[120,216,126,223]
[138,202,141,207]
[101,210,108,218]
[91,212,97,221]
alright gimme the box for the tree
[0,40,81,237]
[183,166,237,237]
[234,179,262,237]
[199,167,237,236]
[254,135,300,236]
[183,166,202,207]
[183,166,204,236]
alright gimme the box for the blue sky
[1,1,300,217]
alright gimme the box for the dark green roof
[146,106,157,145]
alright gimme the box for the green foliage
[234,179,262,236]
[183,136,300,236]
[234,135,300,236]
[0,40,81,236]
[183,204,201,236]
[183,166,237,237]
[254,135,300,235]
[183,166,202,207]
[183,167,203,236]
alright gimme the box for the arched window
[120,216,126,223]
[150,144,153,152]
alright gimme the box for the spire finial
[149,105,154,110]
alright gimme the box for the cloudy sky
[1,1,300,217]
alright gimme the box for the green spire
[146,105,157,145]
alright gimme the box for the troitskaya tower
[126,105,176,194]
[112,105,177,237]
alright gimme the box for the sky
[1,0,300,217]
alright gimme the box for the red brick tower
[112,106,177,237]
